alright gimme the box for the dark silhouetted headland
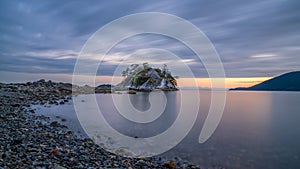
[230,71,300,91]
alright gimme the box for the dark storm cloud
[0,0,299,78]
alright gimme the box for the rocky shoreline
[0,80,205,169]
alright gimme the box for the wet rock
[18,97,25,101]
[65,130,73,136]
[11,103,21,107]
[50,121,59,127]
[48,100,55,104]
[50,147,59,156]
[164,160,176,169]
[11,138,22,145]
[37,79,45,83]
[55,165,67,169]
[136,159,148,166]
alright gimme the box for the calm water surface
[35,90,300,169]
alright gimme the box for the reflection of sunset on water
[177,77,272,89]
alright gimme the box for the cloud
[250,54,276,58]
[0,0,299,81]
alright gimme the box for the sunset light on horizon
[0,71,271,89]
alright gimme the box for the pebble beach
[0,79,211,169]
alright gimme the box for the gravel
[0,79,219,169]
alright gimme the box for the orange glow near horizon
[0,71,272,89]
[96,76,272,89]
[176,77,271,88]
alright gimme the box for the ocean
[34,90,300,169]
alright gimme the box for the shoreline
[0,79,203,168]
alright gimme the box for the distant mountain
[230,71,300,91]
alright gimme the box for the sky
[0,0,299,87]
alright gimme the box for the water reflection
[98,91,180,138]
[164,91,300,169]
[129,92,151,111]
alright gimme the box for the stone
[55,165,67,169]
[136,159,147,166]
[164,160,176,169]
[50,121,59,127]
[50,148,59,156]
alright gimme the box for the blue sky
[0,0,300,82]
